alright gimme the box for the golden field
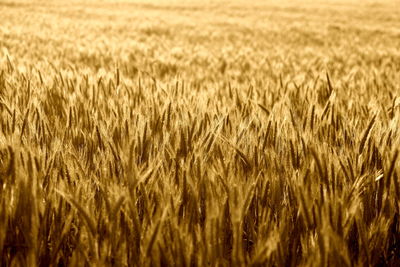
[0,0,400,266]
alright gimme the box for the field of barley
[1,0,400,266]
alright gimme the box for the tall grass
[1,0,400,266]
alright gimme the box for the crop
[1,0,399,266]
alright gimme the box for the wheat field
[1,0,400,266]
